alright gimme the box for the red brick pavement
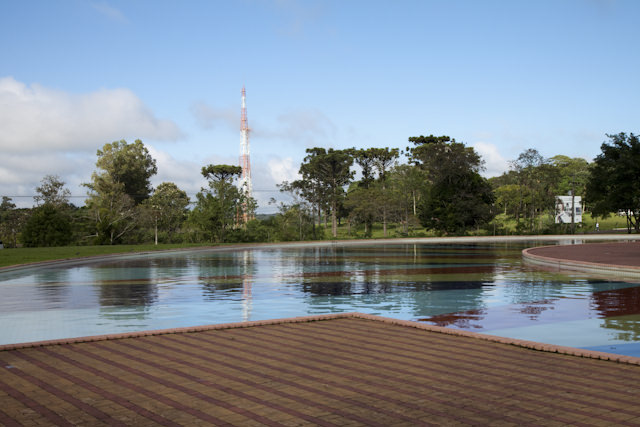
[526,241,640,267]
[2,313,640,426]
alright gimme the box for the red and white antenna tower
[239,86,253,221]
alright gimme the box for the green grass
[0,243,211,268]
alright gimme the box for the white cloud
[146,146,210,201]
[471,142,509,178]
[0,152,95,208]
[0,76,183,154]
[266,156,299,184]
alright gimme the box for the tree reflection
[92,260,158,308]
[198,251,255,310]
[592,286,640,341]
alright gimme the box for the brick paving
[2,313,640,426]
[526,241,640,267]
[523,241,640,279]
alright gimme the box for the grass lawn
[0,243,212,268]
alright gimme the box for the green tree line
[1,132,639,248]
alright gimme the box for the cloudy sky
[2,0,639,212]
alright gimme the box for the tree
[419,169,495,234]
[282,177,327,240]
[344,184,383,237]
[21,175,75,247]
[350,149,378,236]
[550,155,590,196]
[370,147,399,237]
[143,182,190,244]
[509,149,559,232]
[409,135,482,177]
[388,164,426,234]
[348,147,399,237]
[586,133,640,233]
[85,175,137,244]
[299,148,354,237]
[85,139,157,244]
[190,164,245,242]
[277,182,316,241]
[410,135,494,234]
[91,139,157,204]
[21,204,72,247]
[0,197,26,248]
[34,175,71,207]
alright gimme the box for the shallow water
[2,241,640,356]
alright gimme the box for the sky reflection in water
[1,242,640,356]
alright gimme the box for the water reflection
[601,315,640,341]
[34,269,70,305]
[592,286,640,318]
[1,242,639,355]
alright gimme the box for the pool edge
[3,312,640,366]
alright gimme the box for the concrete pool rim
[2,312,640,366]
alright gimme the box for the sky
[1,0,639,212]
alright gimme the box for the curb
[3,312,640,366]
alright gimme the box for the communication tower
[239,86,253,221]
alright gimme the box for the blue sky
[1,0,639,212]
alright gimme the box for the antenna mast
[239,86,253,221]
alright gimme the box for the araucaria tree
[410,135,494,234]
[85,139,157,244]
[587,132,640,233]
[190,164,246,242]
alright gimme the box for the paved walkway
[2,313,640,426]
[523,241,640,279]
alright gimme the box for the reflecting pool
[2,241,640,356]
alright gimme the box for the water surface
[2,241,640,356]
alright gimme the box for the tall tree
[143,182,190,244]
[34,175,71,207]
[587,133,640,233]
[299,148,354,238]
[388,164,425,234]
[91,139,157,204]
[550,155,590,197]
[509,149,558,232]
[409,135,483,177]
[410,135,494,234]
[85,176,137,244]
[22,175,74,247]
[279,179,325,239]
[370,147,399,237]
[348,147,399,237]
[21,204,72,247]
[278,181,316,241]
[351,149,378,236]
[85,139,157,244]
[0,196,26,248]
[190,164,245,242]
